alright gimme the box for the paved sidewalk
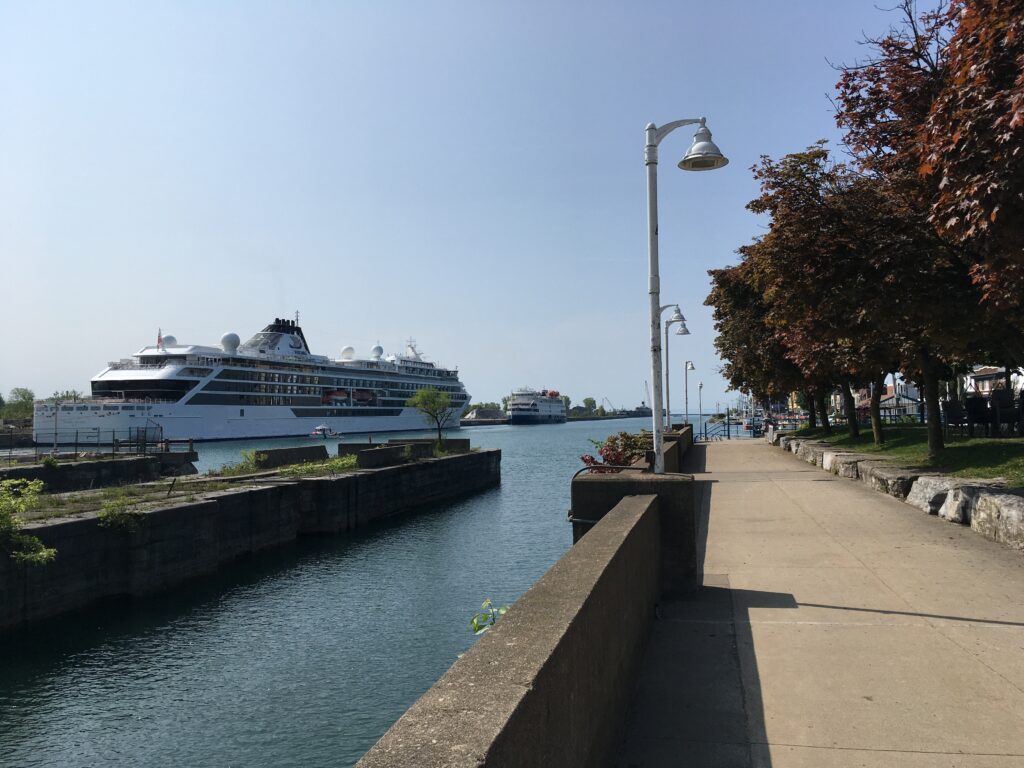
[616,440,1024,767]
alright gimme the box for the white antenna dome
[340,345,355,360]
[221,332,240,353]
[162,335,177,347]
[371,345,384,360]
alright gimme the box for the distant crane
[602,397,619,414]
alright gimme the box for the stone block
[906,475,957,515]
[797,441,831,466]
[254,445,329,469]
[970,491,1024,549]
[778,436,794,451]
[821,451,870,475]
[357,445,409,469]
[858,462,920,500]
[907,476,1005,518]
[833,454,867,478]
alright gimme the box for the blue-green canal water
[0,416,731,767]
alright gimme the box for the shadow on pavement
[616,444,795,767]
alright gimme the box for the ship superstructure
[506,388,566,425]
[33,319,469,442]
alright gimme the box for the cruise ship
[33,319,470,442]
[506,388,566,425]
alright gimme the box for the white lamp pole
[645,118,727,473]
[684,361,695,425]
[663,306,687,431]
[698,381,704,439]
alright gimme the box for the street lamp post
[698,382,704,440]
[645,117,728,473]
[663,306,689,430]
[684,361,695,424]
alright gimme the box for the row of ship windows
[187,393,468,407]
[197,382,469,399]
[206,371,463,395]
[44,404,154,412]
[186,356,457,378]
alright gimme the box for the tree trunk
[805,390,817,429]
[816,392,831,434]
[919,350,944,459]
[841,378,859,437]
[869,372,885,445]
[1004,365,1013,392]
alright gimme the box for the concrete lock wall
[0,450,501,632]
[385,438,471,453]
[0,456,163,493]
[357,494,662,768]
[357,445,411,469]
[253,445,329,469]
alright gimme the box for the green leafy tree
[467,401,501,413]
[407,387,456,444]
[561,395,571,412]
[3,388,35,420]
[582,397,597,414]
[0,479,56,565]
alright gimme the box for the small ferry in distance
[506,388,567,425]
[33,318,470,442]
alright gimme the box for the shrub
[580,430,653,471]
[0,479,56,564]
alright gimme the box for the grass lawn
[792,424,1024,487]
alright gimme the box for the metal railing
[5,426,194,463]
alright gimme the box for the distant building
[965,366,1019,395]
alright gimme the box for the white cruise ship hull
[33,319,470,444]
[33,403,464,443]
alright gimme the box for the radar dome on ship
[340,346,355,360]
[221,333,240,353]
[162,335,177,346]
[371,345,384,359]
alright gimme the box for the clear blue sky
[1,1,897,411]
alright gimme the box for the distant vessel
[506,388,566,425]
[33,318,470,442]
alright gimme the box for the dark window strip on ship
[291,408,403,418]
[213,368,463,393]
[186,393,323,407]
[92,380,197,400]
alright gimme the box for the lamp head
[676,323,690,335]
[679,119,729,172]
[667,305,685,324]
[686,361,696,371]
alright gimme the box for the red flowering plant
[580,430,653,472]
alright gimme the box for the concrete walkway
[616,440,1024,767]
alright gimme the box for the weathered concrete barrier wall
[254,445,329,469]
[357,494,661,768]
[386,438,471,452]
[662,424,693,473]
[571,471,696,596]
[0,450,501,632]
[0,456,162,493]
[357,445,411,469]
